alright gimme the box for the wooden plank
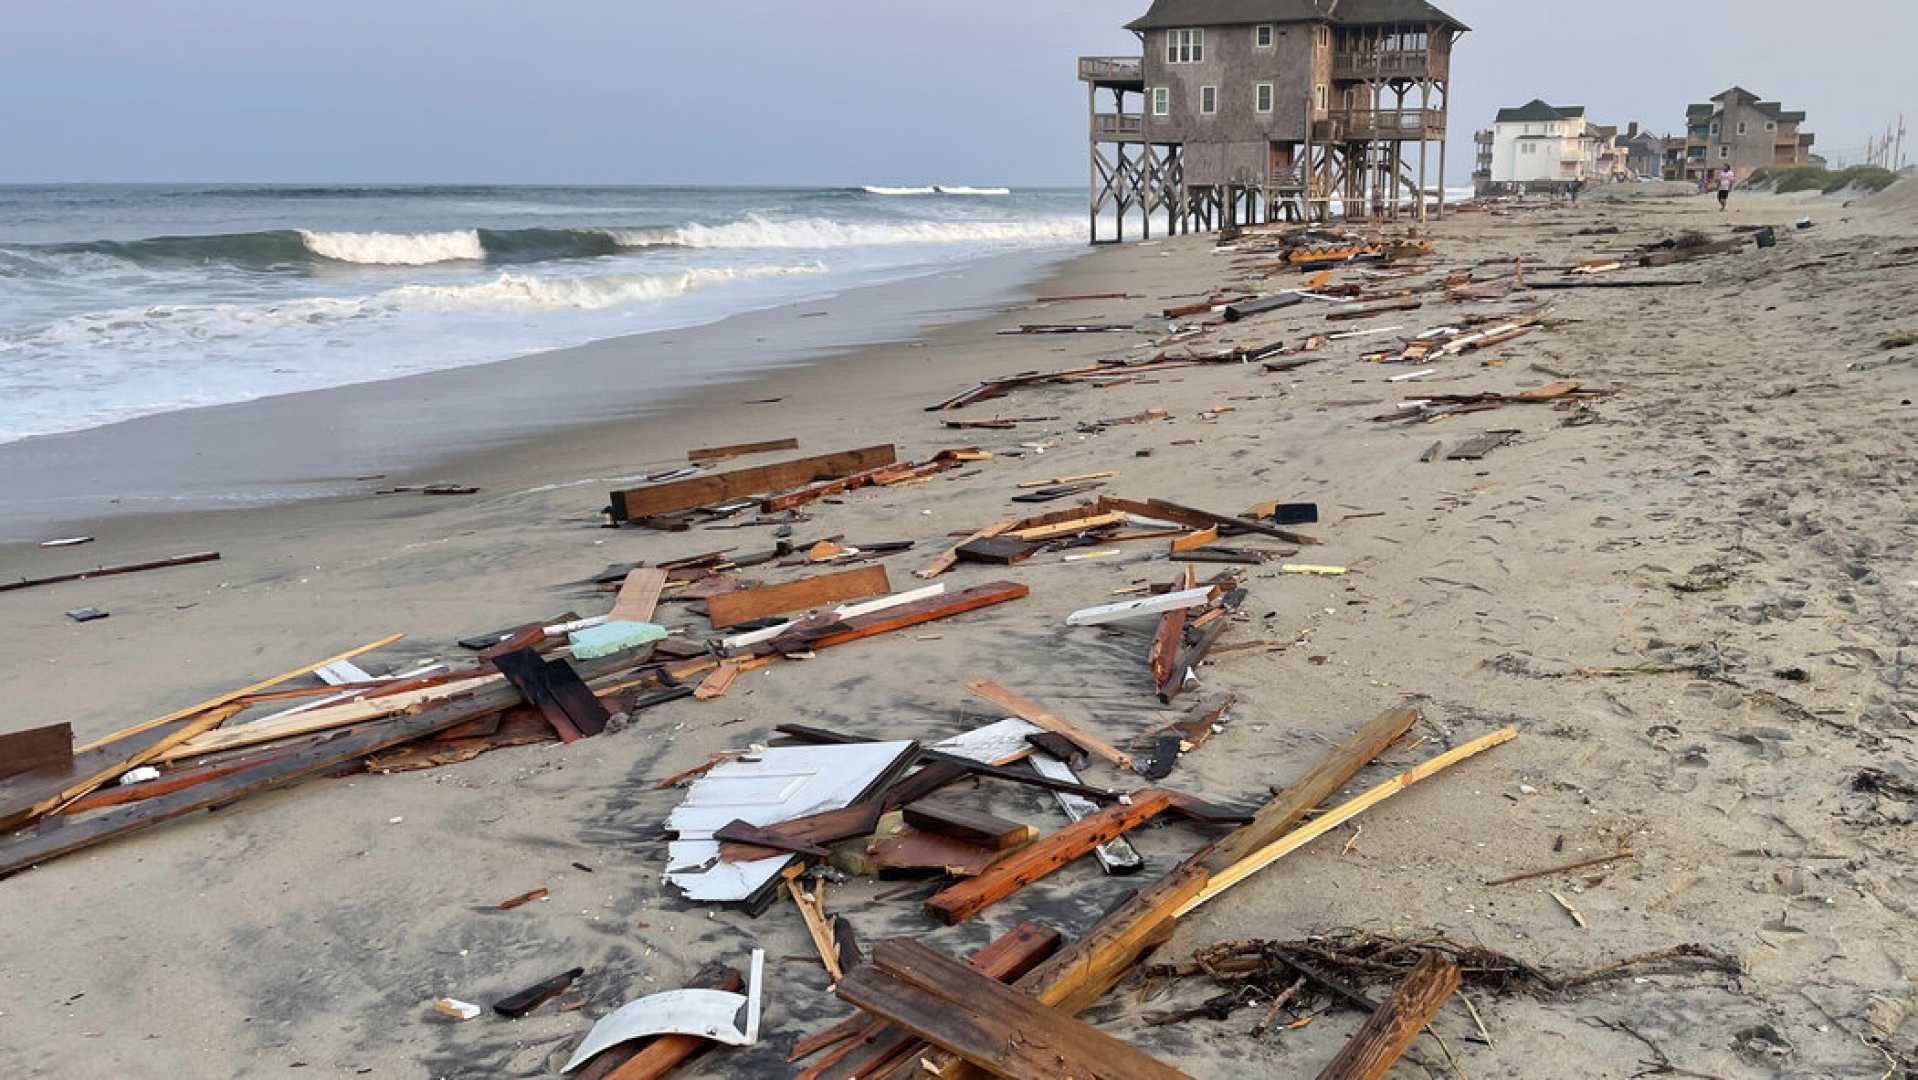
[808,922,1062,1080]
[1144,498,1321,546]
[154,676,502,762]
[1179,729,1518,916]
[1168,526,1219,553]
[1030,753,1142,875]
[840,939,1193,1080]
[1201,704,1418,870]
[688,437,799,462]
[767,582,1028,654]
[0,550,220,594]
[0,716,196,832]
[706,565,891,629]
[490,650,607,742]
[608,568,669,624]
[1447,432,1518,460]
[64,747,296,813]
[492,967,584,1019]
[903,799,1033,850]
[1008,511,1128,541]
[74,633,405,752]
[954,537,1042,565]
[0,724,71,780]
[790,878,844,984]
[868,828,1006,877]
[693,661,742,701]
[924,791,1174,924]
[916,518,1019,580]
[964,680,1133,772]
[762,461,922,513]
[1313,954,1461,1080]
[609,446,896,521]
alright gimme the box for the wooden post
[1088,81,1098,244]
[1417,81,1431,223]
[1313,953,1461,1080]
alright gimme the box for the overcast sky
[2,0,1909,186]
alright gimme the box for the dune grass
[1747,165,1901,194]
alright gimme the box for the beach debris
[498,886,549,910]
[902,798,1035,851]
[561,950,764,1072]
[705,565,890,629]
[494,967,584,1019]
[1067,586,1217,627]
[1316,953,1461,1080]
[1030,752,1144,874]
[663,741,917,909]
[608,445,897,523]
[375,483,479,495]
[491,649,608,742]
[37,536,93,548]
[1280,564,1347,577]
[788,877,845,984]
[2,550,220,594]
[0,723,73,781]
[837,939,1193,1079]
[568,621,667,660]
[1446,431,1520,461]
[966,680,1135,772]
[64,607,109,623]
[431,998,482,1022]
[996,323,1132,335]
[688,437,799,462]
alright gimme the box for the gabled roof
[1125,0,1467,32]
[1712,86,1759,103]
[1495,99,1584,124]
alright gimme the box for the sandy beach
[3,180,1917,1080]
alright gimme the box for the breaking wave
[936,186,1011,196]
[13,214,1075,272]
[863,186,937,196]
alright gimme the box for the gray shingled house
[1079,0,1468,238]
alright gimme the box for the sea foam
[299,229,486,265]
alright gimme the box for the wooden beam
[609,445,896,521]
[1144,498,1321,546]
[1313,953,1460,1080]
[924,790,1174,924]
[491,650,608,742]
[964,680,1134,771]
[902,799,1034,851]
[839,939,1193,1080]
[1199,704,1418,870]
[153,676,503,762]
[608,568,669,624]
[1178,729,1518,916]
[0,724,71,780]
[706,565,891,629]
[1008,511,1128,541]
[0,550,220,594]
[687,437,799,462]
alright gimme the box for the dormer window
[1255,24,1274,48]
[1167,28,1204,64]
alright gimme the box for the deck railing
[1317,108,1445,142]
[1331,50,1437,79]
[1092,113,1145,141]
[1078,56,1143,83]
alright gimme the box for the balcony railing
[1331,50,1440,80]
[1078,56,1143,83]
[1092,112,1145,142]
[1316,108,1445,142]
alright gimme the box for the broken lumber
[763,581,1028,654]
[839,939,1193,1080]
[0,724,72,781]
[1066,586,1216,627]
[706,565,891,629]
[0,550,220,594]
[492,650,610,743]
[924,791,1174,924]
[573,966,744,1080]
[902,800,1033,851]
[494,967,584,1019]
[1178,728,1518,916]
[609,446,896,522]
[964,680,1134,771]
[1140,498,1321,546]
[608,568,669,624]
[687,437,799,462]
[916,518,1019,579]
[1313,953,1461,1080]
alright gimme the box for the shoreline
[0,243,1088,542]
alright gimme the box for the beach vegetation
[1746,165,1900,194]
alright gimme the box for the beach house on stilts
[1079,0,1467,241]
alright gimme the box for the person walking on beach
[1570,178,1584,206]
[1717,165,1735,211]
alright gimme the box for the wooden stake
[1313,953,1461,1080]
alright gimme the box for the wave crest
[298,229,485,265]
[389,263,824,311]
[614,214,1077,249]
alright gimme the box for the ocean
[0,184,1084,445]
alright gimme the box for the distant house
[1687,87,1814,183]
[1614,123,1663,179]
[1488,99,1605,188]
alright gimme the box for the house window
[1523,142,1536,155]
[1719,146,1729,160]
[1255,24,1274,48]
[1151,87,1169,116]
[1200,85,1217,115]
[1167,28,1203,64]
[1315,84,1327,110]
[1255,83,1273,113]
[1737,121,1747,135]
[1710,122,1719,135]
[1765,121,1776,131]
